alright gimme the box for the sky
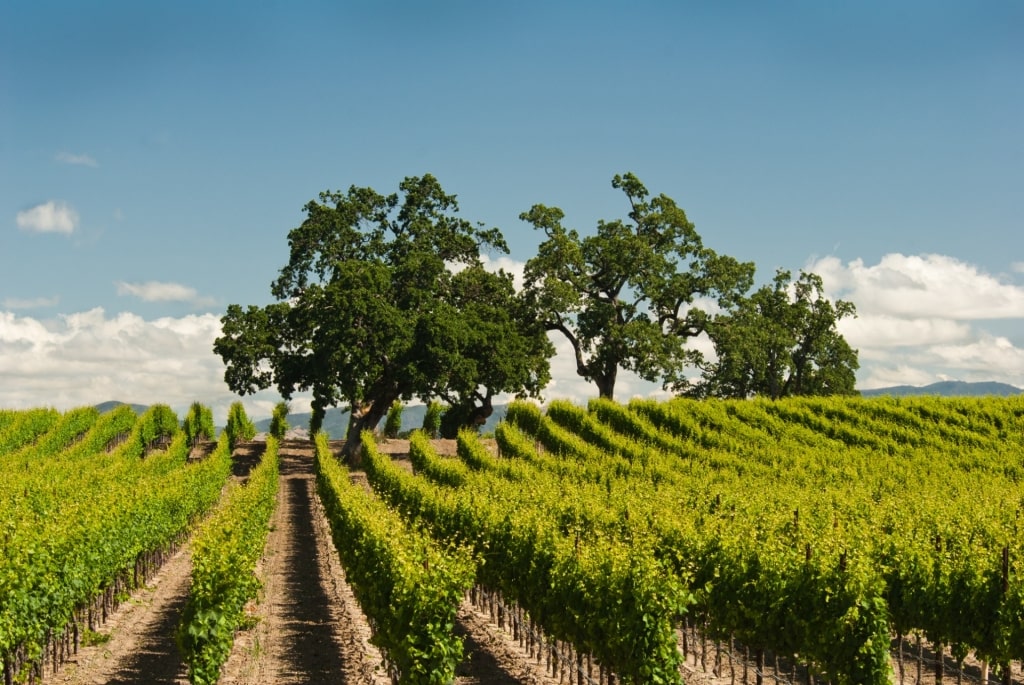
[2,1,1022,423]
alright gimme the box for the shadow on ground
[270,452,352,683]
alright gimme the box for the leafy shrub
[422,400,444,438]
[138,403,179,453]
[225,401,256,451]
[383,400,403,438]
[269,401,290,440]
[183,401,216,446]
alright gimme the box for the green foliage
[0,408,232,678]
[421,400,444,438]
[183,401,216,445]
[521,172,754,399]
[363,428,692,684]
[694,269,859,399]
[0,407,60,454]
[383,399,403,438]
[408,430,468,486]
[316,433,474,683]
[81,629,111,647]
[214,174,553,459]
[224,401,256,451]
[0,406,97,467]
[179,437,279,685]
[137,403,179,452]
[269,401,290,440]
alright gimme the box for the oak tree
[214,174,553,459]
[692,269,859,399]
[521,172,754,399]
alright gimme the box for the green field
[4,395,1024,684]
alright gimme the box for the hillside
[860,380,1022,398]
[253,403,509,437]
[94,400,150,414]
[94,400,508,437]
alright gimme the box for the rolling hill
[859,380,1022,397]
[255,403,509,438]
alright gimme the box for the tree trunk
[341,397,394,464]
[467,395,494,428]
[595,366,617,400]
[439,395,495,439]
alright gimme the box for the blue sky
[2,1,1022,421]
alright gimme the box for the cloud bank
[812,254,1024,320]
[16,201,79,234]
[0,308,283,424]
[810,253,1024,389]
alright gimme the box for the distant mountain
[254,403,509,438]
[91,400,507,438]
[860,381,1023,398]
[258,405,511,438]
[94,400,150,414]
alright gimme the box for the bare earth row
[49,439,559,685]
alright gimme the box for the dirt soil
[51,441,268,685]
[52,543,193,684]
[47,438,559,685]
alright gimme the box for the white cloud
[855,333,1024,390]
[927,334,1024,377]
[55,151,98,167]
[2,296,59,310]
[0,308,286,425]
[806,253,1024,390]
[809,253,1024,319]
[856,365,945,390]
[16,201,79,234]
[1013,262,1024,274]
[480,253,527,290]
[115,281,216,307]
[838,314,971,349]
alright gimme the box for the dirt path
[51,442,268,685]
[220,440,387,685]
[49,438,561,685]
[453,603,561,685]
[54,544,192,685]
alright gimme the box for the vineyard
[2,395,1024,684]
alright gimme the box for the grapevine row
[497,395,1024,683]
[315,433,475,684]
[0,405,232,684]
[365,429,691,685]
[179,435,280,685]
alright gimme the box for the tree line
[213,173,857,458]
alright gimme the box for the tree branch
[546,316,590,378]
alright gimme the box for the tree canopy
[691,269,859,399]
[213,174,553,458]
[521,172,755,399]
